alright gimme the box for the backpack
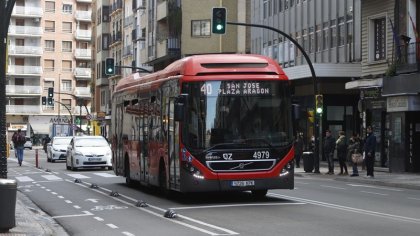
[14,134,26,146]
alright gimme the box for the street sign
[86,114,92,120]
[72,124,78,130]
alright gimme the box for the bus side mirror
[174,94,188,121]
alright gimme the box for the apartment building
[251,0,362,152]
[6,0,93,142]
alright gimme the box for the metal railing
[396,41,420,74]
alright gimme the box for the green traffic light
[316,107,323,114]
[216,24,223,30]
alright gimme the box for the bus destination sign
[201,81,271,96]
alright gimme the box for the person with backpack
[12,129,26,166]
[336,130,348,175]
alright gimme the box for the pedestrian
[348,133,362,176]
[294,132,304,168]
[364,126,376,178]
[11,131,18,158]
[12,129,26,166]
[42,134,51,153]
[323,130,336,174]
[336,131,348,175]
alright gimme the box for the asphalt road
[8,149,420,236]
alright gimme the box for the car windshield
[75,138,109,147]
[182,80,293,152]
[54,138,72,145]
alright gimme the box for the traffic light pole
[114,65,152,73]
[227,21,320,173]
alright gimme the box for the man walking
[12,129,26,166]
[323,130,336,174]
[364,126,376,178]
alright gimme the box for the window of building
[192,20,210,37]
[62,22,72,33]
[273,0,277,14]
[263,0,268,19]
[330,19,336,48]
[62,60,72,72]
[101,90,106,106]
[61,80,72,92]
[44,81,54,92]
[102,33,110,50]
[45,1,55,13]
[103,6,110,22]
[62,41,72,52]
[285,0,289,10]
[268,0,272,17]
[45,40,55,52]
[62,4,72,14]
[347,15,353,44]
[323,22,329,50]
[61,99,72,111]
[44,59,54,72]
[97,8,102,25]
[45,21,55,32]
[373,17,386,61]
[338,17,345,46]
[316,24,322,52]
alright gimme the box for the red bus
[111,54,294,197]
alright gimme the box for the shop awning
[345,78,383,90]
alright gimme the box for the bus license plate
[231,180,255,187]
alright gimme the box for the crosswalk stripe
[92,173,117,178]
[15,176,34,182]
[66,174,90,179]
[41,175,63,181]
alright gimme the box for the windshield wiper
[203,142,238,152]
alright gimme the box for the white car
[24,137,33,150]
[66,136,112,171]
[47,136,72,162]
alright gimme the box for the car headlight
[53,147,59,152]
[75,151,84,156]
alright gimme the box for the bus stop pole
[227,22,320,173]
[35,149,39,168]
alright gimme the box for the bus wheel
[125,157,133,186]
[251,190,268,199]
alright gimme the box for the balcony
[157,0,168,21]
[111,0,123,15]
[395,42,420,74]
[6,105,41,115]
[76,0,92,3]
[124,16,133,28]
[8,45,42,57]
[12,6,43,18]
[8,25,42,37]
[75,10,92,22]
[6,85,42,96]
[132,27,145,42]
[7,65,42,76]
[74,49,92,60]
[75,29,92,41]
[123,45,133,58]
[72,106,92,116]
[133,0,146,10]
[110,31,122,47]
[74,67,91,79]
[74,87,91,98]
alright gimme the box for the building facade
[7,0,93,143]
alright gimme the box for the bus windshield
[182,80,293,152]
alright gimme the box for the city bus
[111,54,294,197]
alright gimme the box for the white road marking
[15,176,34,182]
[122,232,135,236]
[171,202,305,210]
[69,179,239,236]
[320,185,346,190]
[58,196,64,199]
[66,174,90,179]
[65,200,72,204]
[93,217,104,221]
[269,193,420,224]
[41,175,62,181]
[107,224,119,229]
[93,173,118,178]
[74,205,81,209]
[45,189,51,192]
[51,192,58,195]
[52,211,93,219]
[347,184,403,192]
[408,197,420,201]
[360,191,388,196]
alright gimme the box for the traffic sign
[86,114,92,120]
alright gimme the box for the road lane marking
[41,175,62,181]
[171,202,305,210]
[52,211,93,219]
[51,192,58,195]
[122,232,135,236]
[74,205,81,209]
[107,224,119,229]
[320,185,346,190]
[15,176,34,182]
[268,193,420,224]
[408,197,420,201]
[347,184,403,192]
[58,196,64,199]
[93,173,118,178]
[68,179,239,235]
[66,174,90,179]
[65,200,72,204]
[93,217,104,221]
[360,191,388,196]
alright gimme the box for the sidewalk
[295,161,420,190]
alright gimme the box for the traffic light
[47,97,54,106]
[315,94,323,114]
[105,57,115,75]
[212,7,227,34]
[42,96,46,105]
[48,87,54,97]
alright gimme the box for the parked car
[47,136,72,163]
[24,137,32,150]
[66,136,112,171]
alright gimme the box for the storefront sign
[387,96,420,112]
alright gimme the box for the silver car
[47,136,72,162]
[66,136,112,171]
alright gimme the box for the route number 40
[201,84,212,95]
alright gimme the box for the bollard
[35,149,38,168]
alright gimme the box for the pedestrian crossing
[15,172,118,183]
